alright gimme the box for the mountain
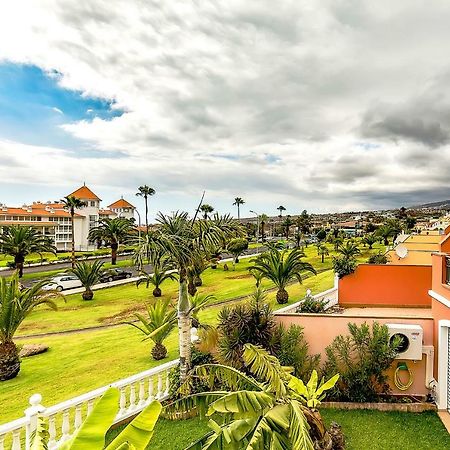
[411,199,450,209]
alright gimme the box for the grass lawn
[1,240,384,422]
[129,409,450,449]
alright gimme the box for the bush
[323,322,400,402]
[368,252,388,264]
[6,261,16,268]
[271,324,320,380]
[296,290,328,313]
[332,255,357,278]
[216,288,276,368]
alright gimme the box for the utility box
[386,324,423,360]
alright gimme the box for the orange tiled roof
[108,198,135,209]
[0,206,81,218]
[99,209,116,216]
[68,185,101,201]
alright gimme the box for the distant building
[0,184,135,251]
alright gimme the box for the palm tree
[61,195,87,268]
[249,248,316,304]
[69,260,104,300]
[317,244,329,263]
[145,211,243,378]
[137,257,177,297]
[337,241,361,259]
[232,197,245,219]
[0,274,60,380]
[277,205,286,217]
[189,293,215,328]
[362,233,377,249]
[283,215,294,239]
[200,204,214,219]
[259,213,268,241]
[166,344,339,449]
[376,224,394,246]
[136,185,156,234]
[0,225,56,277]
[128,299,177,360]
[88,217,135,265]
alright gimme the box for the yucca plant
[32,388,161,449]
[127,299,177,360]
[0,274,61,380]
[69,260,104,300]
[249,248,316,304]
[166,344,339,450]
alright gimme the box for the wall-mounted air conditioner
[386,324,423,360]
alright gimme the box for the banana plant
[32,388,161,449]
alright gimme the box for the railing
[0,359,179,450]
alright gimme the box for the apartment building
[0,184,136,251]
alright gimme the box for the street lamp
[249,210,259,244]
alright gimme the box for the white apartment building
[0,184,136,251]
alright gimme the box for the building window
[90,201,96,207]
[446,257,450,285]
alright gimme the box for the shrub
[296,290,328,313]
[6,261,15,269]
[323,321,400,402]
[271,324,320,380]
[332,255,357,278]
[216,288,276,368]
[368,252,388,264]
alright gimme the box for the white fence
[0,359,179,450]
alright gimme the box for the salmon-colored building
[275,227,450,426]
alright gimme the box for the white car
[42,275,82,292]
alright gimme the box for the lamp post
[250,210,259,245]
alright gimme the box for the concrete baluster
[61,409,70,442]
[138,380,146,407]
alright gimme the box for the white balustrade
[0,359,179,450]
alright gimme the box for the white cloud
[52,107,63,114]
[0,0,450,213]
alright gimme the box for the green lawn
[134,409,450,449]
[1,240,384,422]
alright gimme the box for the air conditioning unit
[386,324,423,360]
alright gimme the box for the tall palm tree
[0,274,60,380]
[200,204,214,219]
[166,344,339,449]
[140,211,243,379]
[233,197,245,219]
[61,195,87,268]
[136,185,156,234]
[0,225,56,277]
[88,217,135,265]
[128,299,177,360]
[69,260,104,300]
[259,213,268,241]
[277,205,286,217]
[249,248,316,304]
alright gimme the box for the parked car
[99,268,133,283]
[42,275,82,292]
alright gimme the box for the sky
[0,0,450,220]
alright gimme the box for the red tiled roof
[68,185,101,201]
[0,206,82,218]
[99,209,116,216]
[108,198,135,209]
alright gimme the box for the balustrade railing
[0,359,179,450]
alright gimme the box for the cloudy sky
[0,0,449,219]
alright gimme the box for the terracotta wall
[338,264,432,308]
[275,313,434,396]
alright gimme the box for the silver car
[42,275,82,292]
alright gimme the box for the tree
[277,205,286,217]
[136,185,156,234]
[233,197,245,219]
[167,344,339,450]
[137,256,177,297]
[61,195,87,268]
[32,388,161,450]
[362,233,378,249]
[145,211,243,379]
[88,217,135,265]
[259,213,268,241]
[316,229,327,242]
[283,215,294,239]
[337,241,361,259]
[317,244,329,263]
[0,274,60,380]
[0,225,56,277]
[376,224,395,245]
[128,298,177,360]
[227,237,249,264]
[249,248,316,304]
[200,204,214,219]
[405,216,417,232]
[296,210,311,234]
[69,260,104,300]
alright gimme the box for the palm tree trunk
[145,195,149,234]
[71,210,76,269]
[237,205,240,220]
[15,255,24,278]
[178,272,192,381]
[321,253,324,263]
[111,242,118,265]
[0,341,21,381]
